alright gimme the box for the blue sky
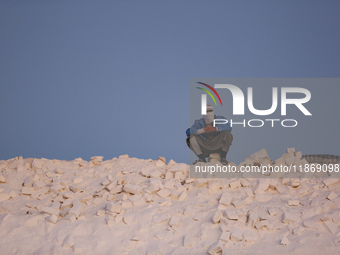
[1,1,339,164]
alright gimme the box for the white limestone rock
[178,191,188,202]
[230,230,243,242]
[22,187,35,195]
[324,221,339,234]
[212,210,223,224]
[169,216,180,228]
[91,156,104,165]
[157,189,171,198]
[288,200,299,206]
[0,175,6,183]
[219,193,232,206]
[281,237,290,245]
[106,203,122,213]
[68,199,82,218]
[0,193,10,202]
[283,212,301,223]
[327,192,338,201]
[123,184,143,195]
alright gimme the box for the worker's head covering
[204,104,214,124]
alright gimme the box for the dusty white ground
[0,149,339,255]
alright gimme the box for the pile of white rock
[0,149,339,255]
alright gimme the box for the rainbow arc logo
[196,82,223,106]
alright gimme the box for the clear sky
[1,1,339,164]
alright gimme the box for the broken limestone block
[288,200,299,206]
[269,179,279,189]
[276,184,289,194]
[303,220,321,230]
[119,154,129,159]
[91,156,104,165]
[224,210,239,220]
[132,198,145,207]
[46,214,58,224]
[293,226,305,236]
[155,159,166,167]
[9,190,17,198]
[331,212,340,224]
[0,193,10,202]
[208,243,222,255]
[229,180,241,189]
[106,215,115,226]
[244,187,254,198]
[183,235,194,248]
[123,215,135,225]
[157,156,166,164]
[64,215,76,222]
[62,235,75,248]
[106,181,118,191]
[283,212,301,223]
[97,209,106,216]
[255,193,272,203]
[169,216,180,228]
[157,189,171,198]
[73,177,83,184]
[289,179,300,188]
[255,220,269,230]
[54,168,63,174]
[255,179,270,193]
[68,184,81,193]
[232,199,246,208]
[230,230,243,242]
[122,200,133,209]
[193,179,208,188]
[295,151,302,159]
[244,232,257,243]
[281,237,290,245]
[153,214,168,224]
[323,178,339,187]
[323,201,335,212]
[114,192,128,201]
[220,232,230,242]
[32,158,45,169]
[22,187,35,195]
[268,208,278,217]
[123,184,143,195]
[101,178,110,186]
[178,191,188,202]
[23,176,33,187]
[145,184,160,195]
[60,199,73,210]
[164,180,176,190]
[219,193,232,206]
[320,213,332,222]
[208,181,221,192]
[174,171,185,180]
[247,212,259,228]
[106,203,122,213]
[324,221,339,234]
[141,168,151,177]
[68,199,82,218]
[42,206,59,216]
[286,148,295,154]
[33,180,45,190]
[240,178,251,187]
[159,199,172,207]
[109,185,123,195]
[327,192,338,201]
[164,171,174,180]
[171,190,180,200]
[212,210,223,224]
[150,170,163,178]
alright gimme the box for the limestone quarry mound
[0,149,339,255]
